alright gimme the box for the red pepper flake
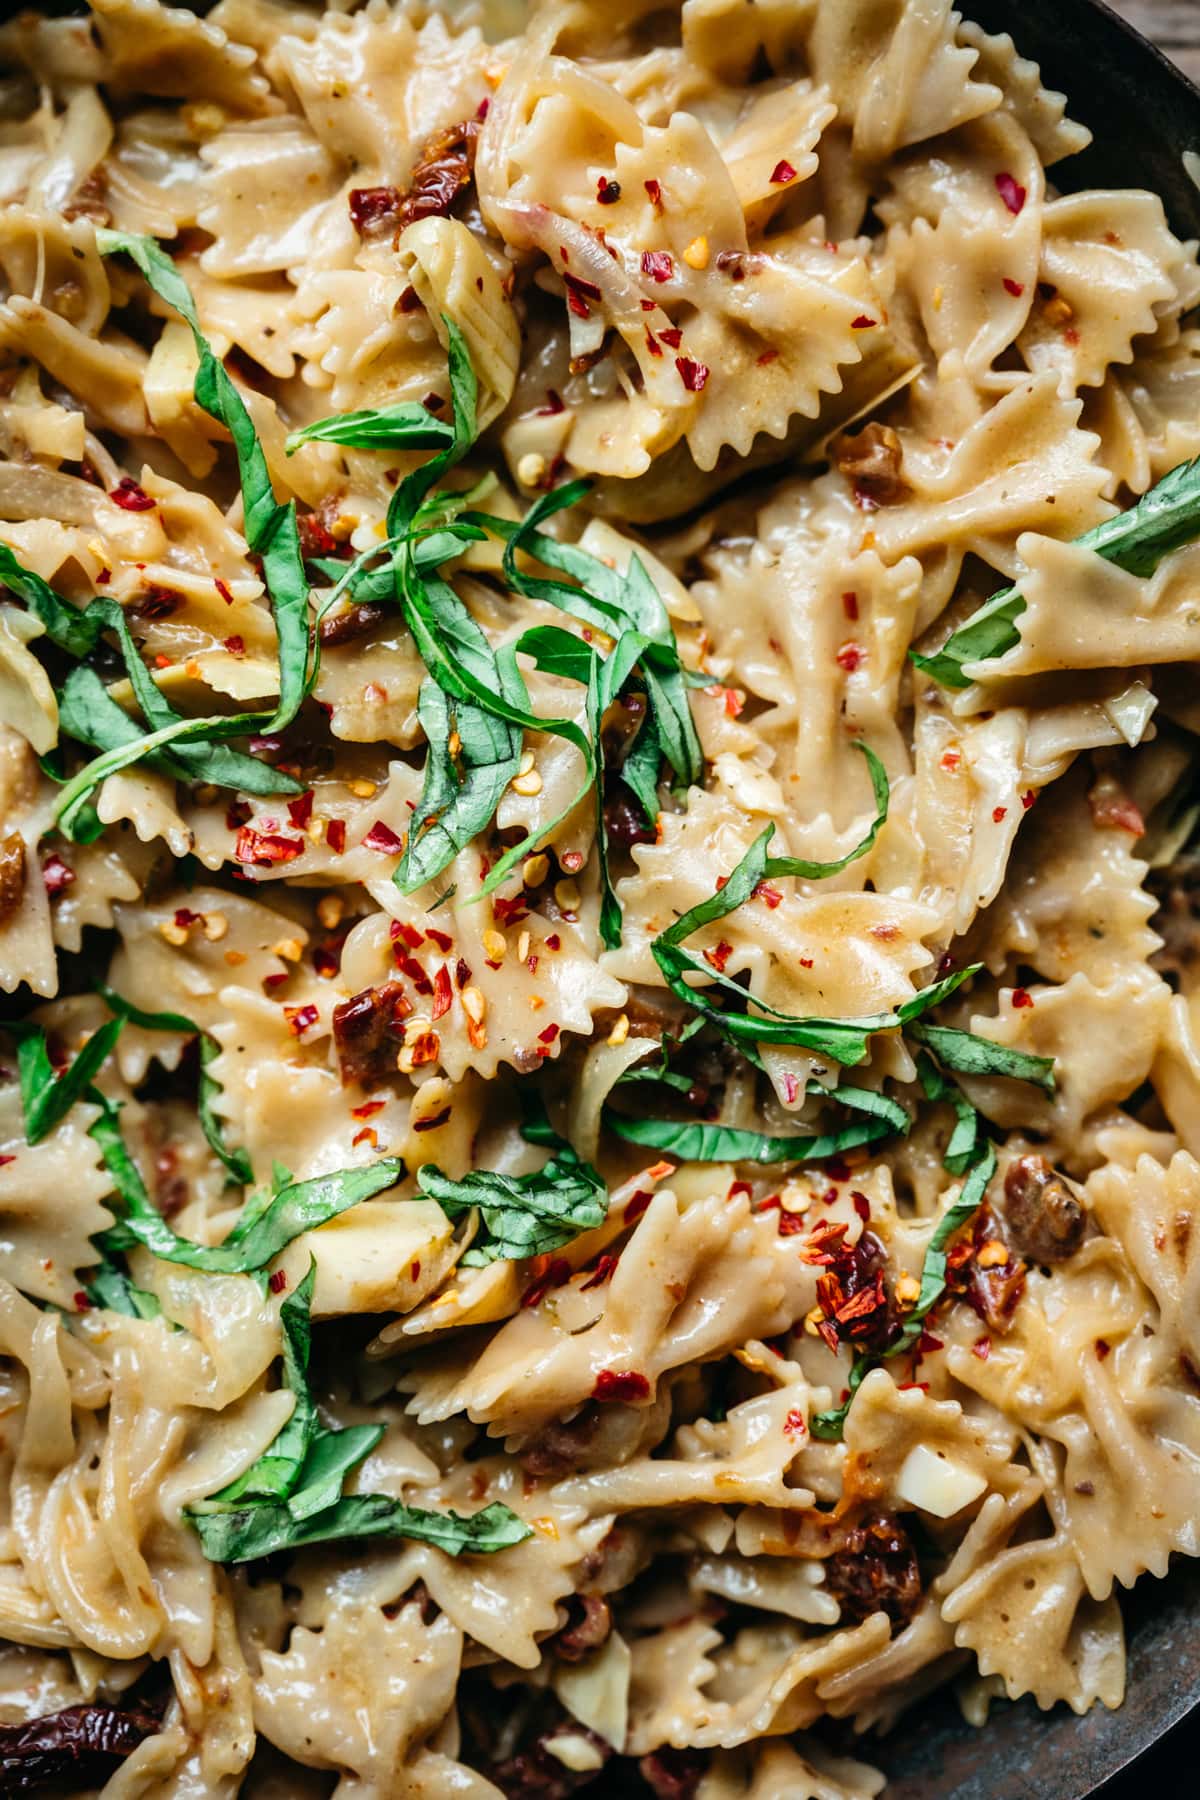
[537,388,565,415]
[284,1003,319,1038]
[267,1268,288,1295]
[992,805,1008,823]
[784,1406,807,1435]
[363,821,404,854]
[995,172,1027,215]
[287,790,315,829]
[408,1029,441,1067]
[836,640,864,673]
[596,176,621,204]
[431,964,453,1020]
[351,1099,385,1121]
[899,1380,931,1394]
[522,1256,573,1309]
[644,178,663,208]
[675,355,709,392]
[1002,277,1025,297]
[1011,987,1034,1009]
[940,748,962,772]
[799,956,814,969]
[704,939,734,973]
[641,250,674,282]
[313,943,341,979]
[454,957,471,988]
[1095,1337,1111,1360]
[262,971,288,993]
[234,827,304,867]
[220,634,244,658]
[545,932,562,951]
[916,1328,943,1355]
[754,880,783,909]
[566,287,591,320]
[560,850,587,874]
[851,315,876,329]
[972,1334,992,1360]
[779,1072,801,1105]
[96,568,111,584]
[624,1189,652,1225]
[581,1252,620,1291]
[593,1368,650,1403]
[393,949,433,996]
[852,1191,871,1223]
[770,159,797,185]
[644,327,663,357]
[214,577,236,606]
[842,590,859,620]
[424,926,452,953]
[756,346,779,365]
[1064,325,1081,346]
[41,852,75,896]
[109,476,155,511]
[1021,789,1037,811]
[413,1104,452,1133]
[74,1290,93,1312]
[352,1125,378,1149]
[0,1155,15,1168]
[391,920,424,949]
[173,907,200,930]
[493,894,528,927]
[658,326,683,348]
[325,818,347,855]
[153,654,172,669]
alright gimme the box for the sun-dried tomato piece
[0,832,26,925]
[552,1592,612,1663]
[831,421,907,506]
[0,1699,164,1792]
[958,1204,1027,1331]
[332,981,411,1086]
[520,1410,601,1480]
[1001,1155,1087,1264]
[318,602,388,647]
[593,1368,650,1403]
[351,117,482,243]
[640,1750,707,1800]
[821,1514,922,1630]
[297,509,340,560]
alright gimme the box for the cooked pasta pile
[4,0,1200,1793]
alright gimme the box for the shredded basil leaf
[90,1090,402,1273]
[185,1262,529,1562]
[86,1258,162,1320]
[188,1493,532,1564]
[912,454,1200,688]
[650,816,975,1066]
[810,1143,998,1440]
[416,1142,607,1266]
[908,1020,1056,1095]
[3,1017,123,1145]
[606,1082,909,1164]
[97,987,253,1186]
[286,403,456,454]
[98,230,314,728]
[915,1053,981,1175]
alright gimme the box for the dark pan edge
[867,3,1200,1791]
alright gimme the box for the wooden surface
[1109,0,1200,83]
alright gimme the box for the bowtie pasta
[1,0,1200,1793]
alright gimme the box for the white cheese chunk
[553,1630,631,1750]
[544,1732,606,1773]
[895,1444,987,1518]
